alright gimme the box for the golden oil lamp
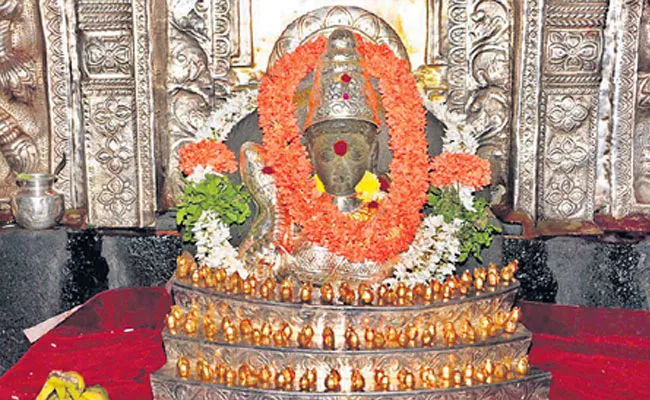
[422,324,435,347]
[487,270,500,287]
[251,328,262,346]
[216,363,227,384]
[190,267,202,286]
[482,359,495,377]
[351,368,365,392]
[385,288,397,305]
[203,315,218,340]
[298,325,314,348]
[177,356,191,379]
[509,306,522,322]
[280,278,294,302]
[225,368,237,386]
[243,275,257,297]
[214,267,227,284]
[300,282,313,303]
[275,367,295,391]
[398,369,416,390]
[281,322,293,341]
[515,356,529,377]
[299,369,317,392]
[239,318,253,338]
[493,363,507,383]
[345,326,360,350]
[460,270,473,286]
[462,363,474,386]
[203,268,216,288]
[196,358,213,382]
[323,327,336,350]
[273,330,287,347]
[258,365,274,388]
[375,368,390,391]
[325,369,341,392]
[420,367,437,388]
[358,283,374,305]
[385,326,399,346]
[183,314,198,336]
[373,331,386,349]
[321,283,335,304]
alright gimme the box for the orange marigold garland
[178,139,238,176]
[429,152,491,189]
[258,36,430,263]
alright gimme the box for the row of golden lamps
[176,255,519,306]
[165,302,521,349]
[174,354,531,392]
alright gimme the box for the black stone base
[0,227,180,376]
[504,237,650,310]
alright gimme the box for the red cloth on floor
[0,287,648,399]
[0,287,171,400]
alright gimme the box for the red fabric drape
[0,287,648,399]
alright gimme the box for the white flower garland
[381,95,484,287]
[196,90,258,142]
[384,215,462,288]
[187,89,258,272]
[192,210,248,278]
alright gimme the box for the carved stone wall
[2,0,644,229]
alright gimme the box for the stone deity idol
[238,29,419,285]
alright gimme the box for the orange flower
[178,139,238,176]
[429,152,491,189]
[257,35,429,263]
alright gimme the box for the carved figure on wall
[0,0,39,181]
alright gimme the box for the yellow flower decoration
[314,174,326,193]
[314,171,381,203]
[355,171,381,202]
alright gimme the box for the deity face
[306,120,378,196]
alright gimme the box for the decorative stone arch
[267,6,410,69]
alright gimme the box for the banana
[35,371,86,400]
[79,386,110,400]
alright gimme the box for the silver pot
[11,173,64,230]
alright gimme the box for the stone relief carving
[634,1,650,204]
[267,6,410,68]
[608,0,644,216]
[513,0,606,222]
[0,0,48,206]
[38,0,156,226]
[467,0,513,191]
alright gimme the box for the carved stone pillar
[606,0,648,217]
[40,0,156,227]
[513,0,607,222]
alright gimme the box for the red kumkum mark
[333,140,348,156]
[343,93,350,100]
[341,73,352,84]
[262,166,274,174]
